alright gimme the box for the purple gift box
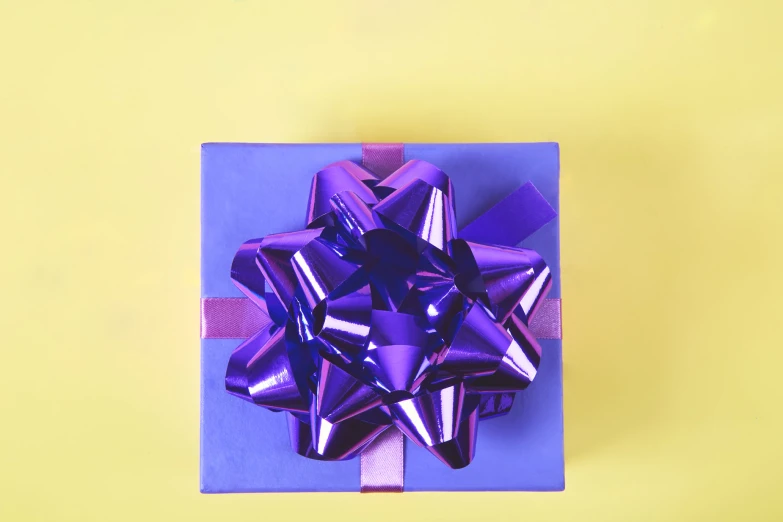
[200,143,563,492]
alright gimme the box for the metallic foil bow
[226,160,552,469]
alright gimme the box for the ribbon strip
[359,427,405,493]
[361,143,404,179]
[359,143,407,493]
[459,181,557,247]
[200,296,561,340]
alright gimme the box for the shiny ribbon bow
[226,159,553,469]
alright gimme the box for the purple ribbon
[359,144,406,493]
[201,296,561,340]
[216,143,558,491]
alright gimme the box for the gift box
[200,143,563,492]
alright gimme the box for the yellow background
[1,1,782,520]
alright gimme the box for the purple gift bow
[214,143,558,491]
